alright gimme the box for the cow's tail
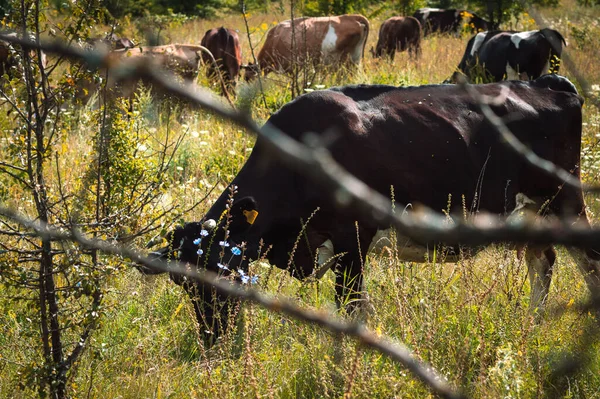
[555,29,567,47]
[541,28,567,52]
[197,44,235,108]
[359,17,370,59]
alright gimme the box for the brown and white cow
[113,44,204,81]
[373,16,421,60]
[200,27,242,92]
[243,14,369,81]
[74,43,204,104]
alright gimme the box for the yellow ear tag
[243,209,259,224]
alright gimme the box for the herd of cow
[0,8,567,98]
[1,11,596,346]
[119,9,564,90]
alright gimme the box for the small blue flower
[197,249,204,256]
[237,268,246,277]
[251,276,259,285]
[217,263,229,271]
[200,229,209,237]
[241,275,250,284]
[231,246,241,256]
[193,238,202,245]
[219,241,230,247]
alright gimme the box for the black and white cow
[449,28,566,83]
[413,8,490,36]
[143,75,598,345]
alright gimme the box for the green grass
[1,0,600,398]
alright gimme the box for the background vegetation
[0,0,599,398]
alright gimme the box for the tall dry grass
[0,1,600,398]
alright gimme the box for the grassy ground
[1,1,600,398]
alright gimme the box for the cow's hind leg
[526,246,557,311]
[568,247,600,302]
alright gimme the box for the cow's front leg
[186,282,238,347]
[568,247,600,302]
[332,224,375,314]
[526,246,556,311]
[334,254,364,312]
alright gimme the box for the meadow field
[1,0,600,398]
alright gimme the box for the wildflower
[241,275,250,284]
[197,249,204,256]
[193,238,202,245]
[231,246,242,256]
[217,263,229,271]
[219,240,230,247]
[237,269,246,277]
[200,229,209,237]
[251,276,259,285]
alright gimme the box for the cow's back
[201,27,242,83]
[265,77,583,213]
[375,16,421,57]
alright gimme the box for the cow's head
[143,196,259,344]
[147,196,259,273]
[241,62,260,81]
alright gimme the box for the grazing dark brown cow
[413,8,490,36]
[374,16,421,59]
[243,14,369,81]
[449,28,566,83]
[143,75,600,345]
[200,27,242,91]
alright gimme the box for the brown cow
[200,27,242,92]
[244,14,369,81]
[113,44,204,81]
[74,44,204,105]
[374,16,421,60]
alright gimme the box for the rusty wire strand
[1,34,600,254]
[0,205,465,399]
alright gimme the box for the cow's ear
[228,196,259,234]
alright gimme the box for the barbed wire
[0,205,465,399]
[3,33,600,250]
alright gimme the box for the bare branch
[458,77,594,194]
[0,205,464,399]
[3,34,600,250]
